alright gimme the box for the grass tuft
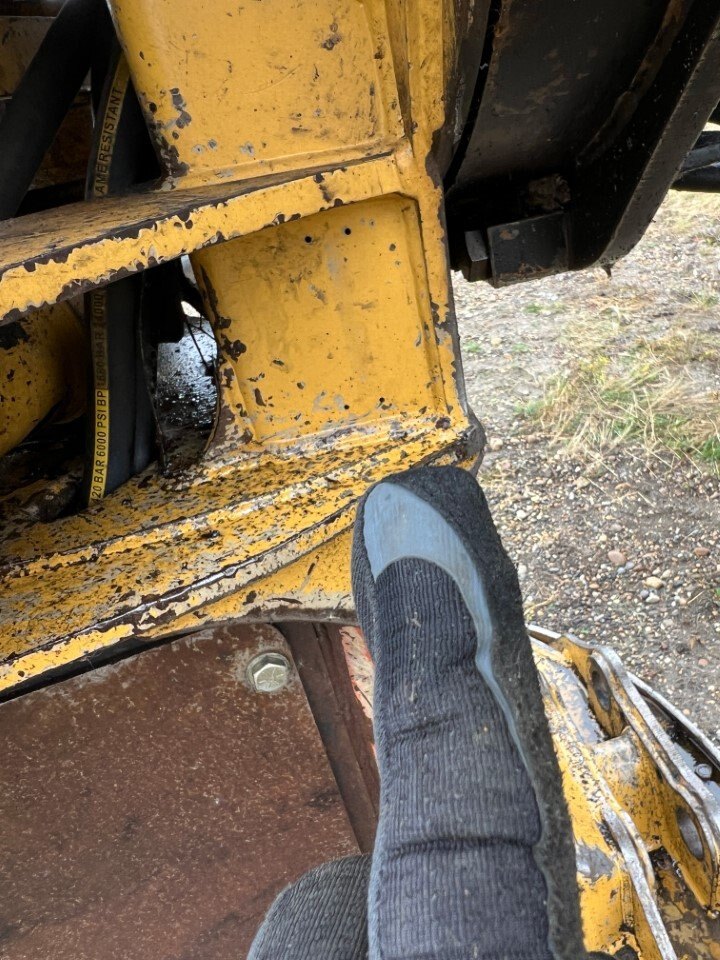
[521,323,720,470]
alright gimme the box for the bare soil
[454,193,720,744]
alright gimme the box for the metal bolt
[248,652,291,693]
[695,762,713,781]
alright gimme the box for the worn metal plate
[0,623,360,959]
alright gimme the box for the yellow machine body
[1,4,719,959]
[0,0,478,690]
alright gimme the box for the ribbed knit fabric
[365,558,551,960]
[248,856,371,960]
[352,467,585,960]
[249,466,586,960]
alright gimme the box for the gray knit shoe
[352,466,586,960]
[248,856,371,960]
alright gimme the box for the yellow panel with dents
[111,0,403,183]
[194,195,457,447]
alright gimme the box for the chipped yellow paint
[0,301,86,457]
[0,157,402,323]
[1,11,717,951]
[534,629,720,959]
[110,0,404,185]
[169,528,355,636]
[193,195,458,446]
[537,644,646,957]
[0,2,478,690]
[560,636,720,912]
[0,421,475,692]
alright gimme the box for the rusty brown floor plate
[0,623,360,959]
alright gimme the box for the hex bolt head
[248,652,292,693]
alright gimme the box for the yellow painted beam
[0,301,86,456]
[0,154,401,323]
[0,421,474,691]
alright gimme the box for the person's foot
[352,465,586,960]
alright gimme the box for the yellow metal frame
[0,1,480,691]
[2,10,720,958]
[341,624,720,959]
[0,300,86,457]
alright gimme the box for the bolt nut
[248,652,292,693]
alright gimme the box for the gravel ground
[453,192,720,745]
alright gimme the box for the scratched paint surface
[111,0,403,182]
[194,196,453,445]
[536,631,720,958]
[0,1,478,693]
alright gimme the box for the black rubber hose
[0,0,102,221]
[82,44,160,503]
[679,131,720,174]
[673,165,720,192]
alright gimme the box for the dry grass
[659,190,720,236]
[522,319,720,470]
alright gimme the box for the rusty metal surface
[0,623,360,960]
[282,622,379,853]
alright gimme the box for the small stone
[699,658,709,667]
[517,563,528,581]
[516,509,528,521]
[608,550,626,566]
[645,593,661,604]
[644,576,664,590]
[694,546,710,557]
[487,438,504,452]
[639,589,650,600]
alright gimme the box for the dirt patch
[454,191,720,744]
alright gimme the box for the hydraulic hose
[82,46,159,503]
